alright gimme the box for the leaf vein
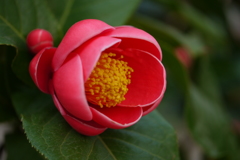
[86,138,97,160]
[13,0,22,33]
[97,136,117,160]
[41,112,59,128]
[59,130,72,159]
[118,129,164,144]
[0,15,25,41]
[102,137,164,160]
[59,0,75,28]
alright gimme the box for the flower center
[85,52,133,108]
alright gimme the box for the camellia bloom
[28,19,166,136]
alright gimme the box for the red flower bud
[175,47,192,69]
[27,29,53,55]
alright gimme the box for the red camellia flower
[27,19,166,136]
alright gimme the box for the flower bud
[175,47,192,69]
[27,29,53,55]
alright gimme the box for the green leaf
[0,0,141,85]
[5,131,45,160]
[12,88,180,160]
[46,0,142,33]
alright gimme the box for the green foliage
[12,88,179,160]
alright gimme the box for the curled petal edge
[105,26,162,60]
[52,19,114,71]
[142,95,164,116]
[53,54,92,121]
[109,48,166,108]
[49,81,107,136]
[90,106,143,129]
[29,47,56,94]
[73,36,121,81]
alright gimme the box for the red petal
[53,54,92,121]
[105,26,162,60]
[90,106,142,129]
[72,36,120,81]
[29,47,56,94]
[49,83,107,136]
[64,115,107,136]
[142,96,164,116]
[119,49,166,107]
[52,19,114,71]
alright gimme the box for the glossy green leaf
[12,88,180,160]
[5,131,45,160]
[0,0,141,85]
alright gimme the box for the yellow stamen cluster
[85,52,134,108]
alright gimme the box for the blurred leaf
[186,84,240,159]
[129,15,206,57]
[0,0,141,85]
[152,0,226,45]
[5,131,45,160]
[188,0,225,18]
[185,57,240,159]
[12,88,180,160]
[151,0,180,9]
[162,46,189,93]
[194,57,222,103]
[176,3,225,42]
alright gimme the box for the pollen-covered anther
[85,52,133,108]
